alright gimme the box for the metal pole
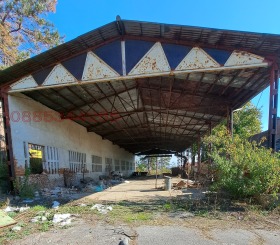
[231,109,234,139]
[197,133,201,174]
[268,64,279,152]
[155,157,158,188]
[208,122,212,178]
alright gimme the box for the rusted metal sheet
[176,47,220,71]
[82,51,120,81]
[224,51,265,67]
[10,75,38,90]
[128,42,170,76]
[43,64,77,86]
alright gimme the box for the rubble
[30,215,48,223]
[11,226,22,232]
[52,213,72,226]
[91,204,113,214]
[174,179,195,189]
[4,206,30,213]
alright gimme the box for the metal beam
[61,84,137,115]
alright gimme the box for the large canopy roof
[1,19,280,154]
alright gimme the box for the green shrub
[14,168,36,198]
[204,127,280,199]
[0,162,9,193]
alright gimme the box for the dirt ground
[2,177,280,245]
[85,177,192,202]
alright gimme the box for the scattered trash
[19,206,30,212]
[95,186,104,192]
[52,213,72,226]
[4,206,16,212]
[52,201,60,209]
[124,180,130,183]
[30,215,48,223]
[11,226,21,232]
[91,204,113,214]
[4,206,30,213]
[30,216,40,223]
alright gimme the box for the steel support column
[1,89,15,191]
[197,133,201,174]
[268,64,279,151]
[227,107,233,136]
[208,122,212,166]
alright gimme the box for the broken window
[92,155,102,172]
[105,158,112,173]
[114,159,120,171]
[69,151,86,173]
[28,143,44,174]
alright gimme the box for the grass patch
[31,205,46,212]
[108,204,153,223]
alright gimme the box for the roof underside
[2,19,279,155]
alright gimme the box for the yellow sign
[29,149,42,158]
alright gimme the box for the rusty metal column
[1,89,15,191]
[208,122,212,165]
[197,133,201,174]
[268,64,279,151]
[227,107,233,136]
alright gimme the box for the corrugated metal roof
[2,19,279,154]
[1,19,280,85]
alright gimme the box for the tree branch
[9,22,22,33]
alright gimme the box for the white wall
[8,93,135,182]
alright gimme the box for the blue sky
[49,0,280,130]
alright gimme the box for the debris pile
[41,186,79,198]
[4,205,30,213]
[91,204,113,214]
[174,179,196,189]
[52,213,73,226]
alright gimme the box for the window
[105,158,113,173]
[28,143,44,174]
[114,159,120,171]
[69,151,86,173]
[121,160,126,171]
[92,155,102,172]
[126,161,129,171]
[45,146,59,174]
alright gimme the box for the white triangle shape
[224,51,264,67]
[176,47,220,70]
[11,75,38,90]
[129,42,171,75]
[82,51,120,81]
[43,64,77,86]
